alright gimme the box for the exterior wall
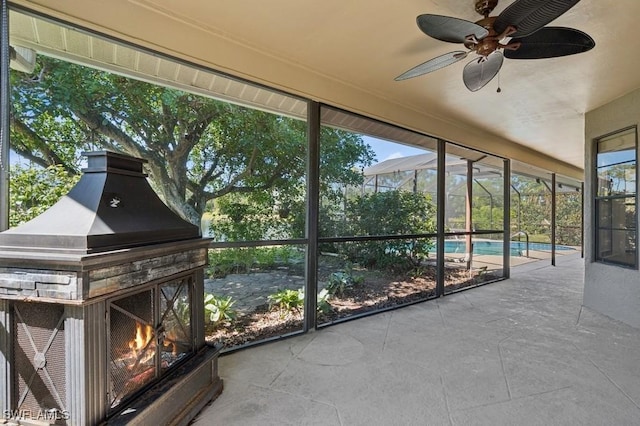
[584,88,640,328]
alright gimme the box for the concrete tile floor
[193,254,640,425]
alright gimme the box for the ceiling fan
[395,0,595,92]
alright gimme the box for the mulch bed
[205,264,494,349]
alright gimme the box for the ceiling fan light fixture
[395,0,593,92]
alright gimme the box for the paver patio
[193,253,640,425]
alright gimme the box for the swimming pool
[444,240,576,256]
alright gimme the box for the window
[9,9,310,350]
[595,127,637,267]
[318,106,440,324]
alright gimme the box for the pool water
[444,240,576,257]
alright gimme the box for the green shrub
[204,294,237,327]
[268,288,304,314]
[341,190,436,272]
[316,288,332,314]
[325,267,364,296]
[209,195,306,242]
[208,248,255,277]
[267,288,333,316]
[208,246,304,277]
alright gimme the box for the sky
[363,136,426,164]
[9,150,19,165]
[10,136,428,167]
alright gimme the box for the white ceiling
[11,0,640,177]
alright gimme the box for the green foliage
[527,234,551,244]
[316,288,332,314]
[268,289,304,314]
[446,177,504,231]
[208,246,304,277]
[208,247,254,277]
[510,176,582,246]
[209,124,375,242]
[267,287,332,316]
[9,164,80,227]
[349,190,435,235]
[11,56,374,226]
[204,293,237,326]
[472,204,504,231]
[335,190,437,272]
[325,267,364,296]
[556,192,582,246]
[210,196,304,241]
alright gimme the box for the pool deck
[193,253,640,425]
[444,238,579,272]
[448,246,578,271]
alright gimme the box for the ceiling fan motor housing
[465,17,501,57]
[475,0,499,17]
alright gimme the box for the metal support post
[304,101,320,331]
[1,0,10,231]
[436,140,446,297]
[551,173,556,266]
[503,159,511,278]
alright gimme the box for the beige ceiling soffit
[126,0,490,141]
[10,3,516,145]
[126,0,467,133]
[14,0,485,137]
[11,0,582,180]
[129,0,251,48]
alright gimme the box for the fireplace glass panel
[109,288,156,410]
[159,277,193,372]
[107,276,195,413]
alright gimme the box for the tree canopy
[8,163,79,228]
[10,56,374,227]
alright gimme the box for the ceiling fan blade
[395,51,468,81]
[504,27,595,59]
[417,14,488,43]
[463,52,504,92]
[494,0,581,38]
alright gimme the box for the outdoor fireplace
[0,151,222,425]
[108,276,193,411]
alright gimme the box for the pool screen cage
[354,152,582,249]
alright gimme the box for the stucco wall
[584,88,640,328]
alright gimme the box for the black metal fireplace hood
[0,151,200,254]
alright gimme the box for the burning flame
[128,322,154,361]
[126,321,182,368]
[164,329,178,356]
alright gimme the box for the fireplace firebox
[0,151,222,425]
[108,275,194,412]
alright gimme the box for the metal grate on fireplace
[108,275,193,413]
[13,302,67,419]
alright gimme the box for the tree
[10,56,374,226]
[511,176,551,240]
[9,164,80,227]
[344,190,436,271]
[508,175,584,246]
[556,191,582,246]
